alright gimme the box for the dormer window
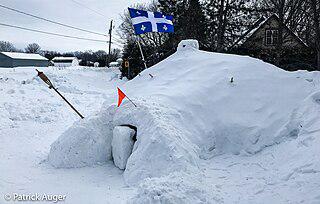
[265,29,279,45]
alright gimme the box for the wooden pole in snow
[36,69,84,119]
[129,17,153,78]
[125,95,137,107]
[135,37,154,78]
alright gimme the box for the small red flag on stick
[117,87,137,107]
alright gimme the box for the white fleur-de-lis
[141,25,146,31]
[163,25,168,31]
[136,11,141,15]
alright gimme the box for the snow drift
[48,40,319,185]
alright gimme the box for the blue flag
[128,8,174,35]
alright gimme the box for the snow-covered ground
[1,40,320,203]
[0,67,133,203]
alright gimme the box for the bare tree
[25,43,41,53]
[206,0,261,52]
[0,41,16,52]
[118,1,168,49]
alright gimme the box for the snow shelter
[0,52,49,68]
[52,57,80,67]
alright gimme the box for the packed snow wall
[48,40,319,185]
[49,105,116,168]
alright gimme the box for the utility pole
[107,20,113,68]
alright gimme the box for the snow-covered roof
[236,17,268,46]
[52,57,78,61]
[109,62,119,66]
[1,52,48,60]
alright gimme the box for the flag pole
[135,36,154,78]
[125,95,137,107]
[130,14,153,78]
[136,36,147,70]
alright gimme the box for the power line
[68,0,107,18]
[0,22,109,43]
[112,37,125,44]
[0,4,108,37]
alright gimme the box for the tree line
[0,41,120,67]
[119,0,320,79]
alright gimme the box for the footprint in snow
[6,89,15,94]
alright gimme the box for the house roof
[1,52,48,60]
[232,14,308,48]
[52,57,78,61]
[235,16,268,46]
[109,62,119,66]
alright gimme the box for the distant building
[94,62,100,67]
[0,52,48,68]
[116,58,123,64]
[232,14,310,70]
[52,57,80,67]
[109,61,120,68]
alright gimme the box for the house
[233,14,310,70]
[0,52,48,68]
[52,57,80,67]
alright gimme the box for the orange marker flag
[117,87,137,107]
[117,87,126,107]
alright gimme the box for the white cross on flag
[128,8,174,35]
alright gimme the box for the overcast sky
[0,0,149,53]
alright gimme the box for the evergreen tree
[178,0,208,48]
[121,39,144,79]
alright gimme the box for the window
[265,29,279,46]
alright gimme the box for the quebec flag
[128,8,174,35]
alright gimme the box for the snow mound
[48,40,319,186]
[177,39,199,51]
[48,105,116,168]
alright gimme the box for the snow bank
[112,126,136,170]
[49,40,319,186]
[129,170,221,204]
[113,42,317,184]
[276,90,320,142]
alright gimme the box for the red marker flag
[117,87,137,107]
[117,87,126,107]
